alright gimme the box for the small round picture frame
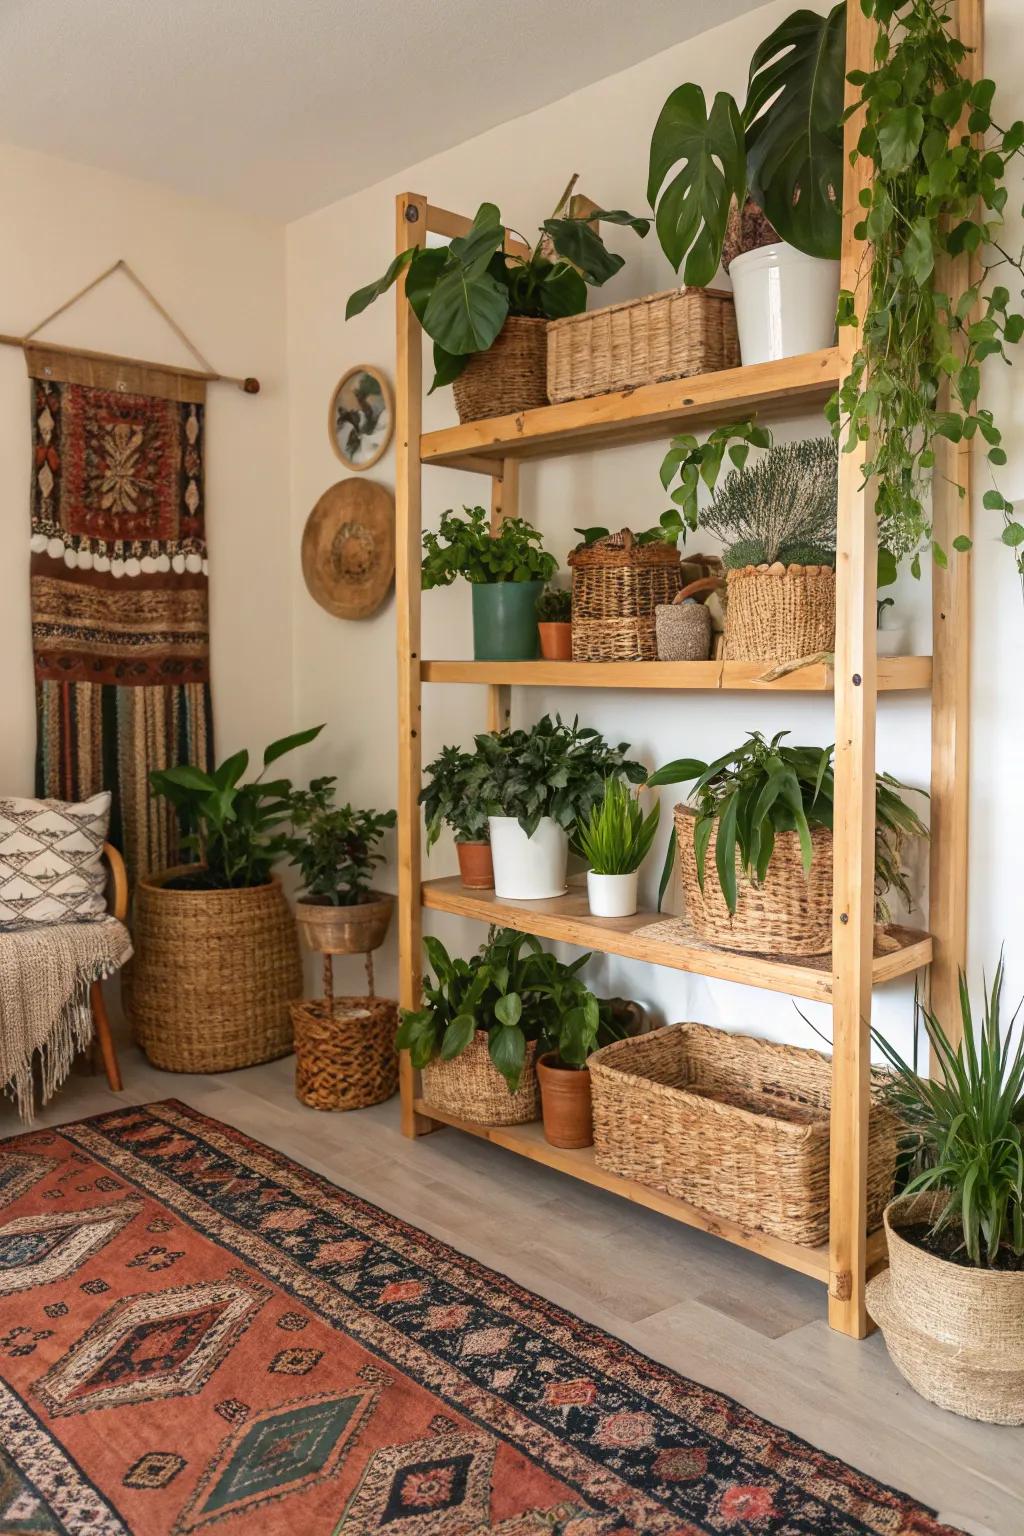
[328,364,393,471]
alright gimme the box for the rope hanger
[0,258,260,393]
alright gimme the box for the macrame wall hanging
[3,260,260,882]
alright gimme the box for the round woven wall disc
[301,479,395,619]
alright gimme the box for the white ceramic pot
[488,815,568,900]
[876,624,910,657]
[729,242,840,365]
[587,870,639,918]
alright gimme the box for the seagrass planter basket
[590,1022,899,1246]
[675,804,833,956]
[291,996,398,1112]
[569,530,682,662]
[452,317,548,423]
[131,869,301,1073]
[724,564,836,663]
[421,1030,540,1126]
[546,288,739,403]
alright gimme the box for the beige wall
[0,143,293,792]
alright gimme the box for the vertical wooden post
[395,192,434,1137]
[928,0,980,1052]
[829,0,877,1338]
[486,458,519,733]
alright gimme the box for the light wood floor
[6,1037,1022,1536]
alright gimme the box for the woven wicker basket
[590,1022,898,1245]
[569,530,682,662]
[131,870,301,1073]
[546,288,739,404]
[725,565,836,663]
[676,804,833,956]
[421,1030,540,1125]
[291,996,398,1112]
[452,317,547,423]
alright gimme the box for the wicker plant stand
[568,530,681,661]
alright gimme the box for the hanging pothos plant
[828,0,1024,589]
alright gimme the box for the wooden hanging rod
[0,333,260,392]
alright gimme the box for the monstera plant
[648,4,846,282]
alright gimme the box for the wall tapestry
[27,346,214,882]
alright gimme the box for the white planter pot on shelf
[876,624,910,657]
[729,242,840,365]
[488,815,568,900]
[587,870,639,918]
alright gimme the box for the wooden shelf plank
[415,1103,889,1282]
[421,348,842,468]
[421,877,932,1001]
[421,656,932,692]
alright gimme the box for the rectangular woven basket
[589,1022,899,1246]
[546,287,739,404]
[568,531,681,662]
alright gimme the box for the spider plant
[576,778,660,876]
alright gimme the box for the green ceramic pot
[471,580,542,661]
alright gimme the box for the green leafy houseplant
[149,725,324,890]
[648,729,927,914]
[421,505,556,588]
[648,4,845,282]
[285,777,395,905]
[535,585,572,623]
[699,437,838,568]
[346,186,649,391]
[419,745,490,847]
[576,777,660,876]
[474,715,647,837]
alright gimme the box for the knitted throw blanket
[0,917,132,1120]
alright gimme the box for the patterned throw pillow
[0,792,112,928]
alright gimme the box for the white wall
[286,0,1024,1048]
[0,144,294,789]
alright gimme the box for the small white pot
[876,624,909,657]
[488,815,568,900]
[587,870,639,918]
[729,242,840,365]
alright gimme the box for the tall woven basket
[590,1022,898,1245]
[131,871,301,1072]
[569,531,681,662]
[452,317,547,423]
[725,564,836,663]
[291,997,398,1112]
[675,805,833,956]
[421,1031,540,1125]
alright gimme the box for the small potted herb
[576,777,660,918]
[474,715,646,900]
[422,505,556,661]
[420,745,492,889]
[535,584,572,661]
[286,778,396,958]
[868,958,1024,1424]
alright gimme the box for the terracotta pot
[537,1053,594,1148]
[456,842,494,889]
[295,891,393,955]
[538,622,573,661]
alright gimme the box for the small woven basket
[569,530,681,662]
[655,575,720,661]
[676,804,833,956]
[546,288,739,404]
[452,317,547,423]
[590,1022,898,1246]
[291,997,398,1112]
[131,871,301,1073]
[421,1030,540,1125]
[724,565,836,663]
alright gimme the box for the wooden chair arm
[103,842,129,921]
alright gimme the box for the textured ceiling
[0,0,768,220]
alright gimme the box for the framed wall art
[328,364,393,470]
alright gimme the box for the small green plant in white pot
[576,778,660,919]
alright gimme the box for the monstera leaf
[541,210,651,286]
[743,3,846,260]
[647,85,747,284]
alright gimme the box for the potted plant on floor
[868,957,1024,1425]
[420,744,493,889]
[576,776,660,918]
[648,730,926,956]
[346,184,649,421]
[285,778,396,960]
[535,584,573,661]
[474,714,646,900]
[134,726,322,1073]
[422,504,556,661]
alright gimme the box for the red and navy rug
[0,1101,962,1535]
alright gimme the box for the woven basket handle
[618,528,635,550]
[673,576,724,605]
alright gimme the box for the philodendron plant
[475,715,647,838]
[419,745,490,849]
[346,182,649,391]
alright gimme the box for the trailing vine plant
[828,0,1024,589]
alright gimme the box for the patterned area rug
[0,1102,964,1536]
